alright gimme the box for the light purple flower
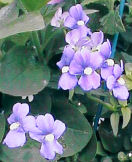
[29,114,66,160]
[64,4,89,29]
[70,49,101,91]
[48,0,63,5]
[65,29,91,51]
[51,7,69,27]
[56,46,78,90]
[3,103,36,148]
[106,61,129,100]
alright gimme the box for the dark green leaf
[21,0,50,11]
[30,91,52,115]
[52,100,93,157]
[79,133,97,161]
[100,10,125,35]
[0,113,5,143]
[0,46,50,96]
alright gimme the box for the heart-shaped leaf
[0,46,50,96]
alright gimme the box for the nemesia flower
[3,103,36,148]
[29,114,66,160]
[65,29,91,51]
[48,0,63,5]
[51,7,69,27]
[70,49,101,91]
[106,61,129,100]
[64,4,89,30]
[56,46,78,90]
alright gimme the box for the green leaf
[0,139,58,162]
[79,133,97,161]
[100,10,125,35]
[96,141,107,156]
[121,52,132,63]
[21,0,50,11]
[99,122,124,153]
[52,100,93,157]
[0,2,19,26]
[0,46,50,96]
[110,112,120,136]
[82,0,115,10]
[122,75,132,90]
[121,107,131,129]
[0,113,5,143]
[0,0,13,4]
[30,90,52,115]
[125,63,132,78]
[8,33,31,46]
[0,11,45,39]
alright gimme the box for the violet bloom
[64,4,89,30]
[48,0,63,5]
[70,49,101,91]
[106,61,129,100]
[65,29,91,51]
[29,114,66,160]
[3,103,35,148]
[51,8,69,27]
[56,46,78,90]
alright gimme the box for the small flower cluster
[51,4,129,100]
[3,103,66,160]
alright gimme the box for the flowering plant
[0,0,132,161]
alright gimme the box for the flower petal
[3,130,26,148]
[58,73,78,90]
[13,103,29,119]
[22,115,37,132]
[91,31,104,46]
[7,114,16,124]
[100,39,111,59]
[36,114,54,133]
[53,120,66,139]
[106,75,116,90]
[79,72,100,91]
[69,4,83,20]
[113,86,129,100]
[113,64,122,78]
[101,66,114,80]
[29,132,44,143]
[40,142,56,160]
[57,46,75,69]
[90,52,104,69]
[64,16,77,29]
[65,29,81,46]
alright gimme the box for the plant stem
[31,31,43,63]
[87,93,115,111]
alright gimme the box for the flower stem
[86,93,115,111]
[31,31,43,63]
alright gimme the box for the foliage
[0,0,132,161]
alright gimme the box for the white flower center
[62,66,69,73]
[77,20,85,26]
[10,122,20,130]
[106,59,114,66]
[117,77,125,85]
[84,67,93,75]
[45,134,54,142]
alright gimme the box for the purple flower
[29,114,66,160]
[51,8,69,27]
[3,103,36,148]
[64,4,89,30]
[106,61,129,100]
[56,46,78,90]
[65,29,91,51]
[70,49,101,91]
